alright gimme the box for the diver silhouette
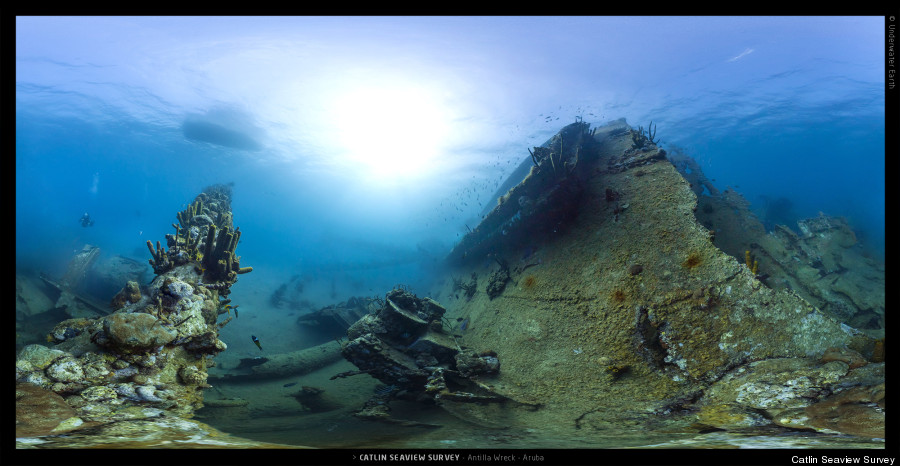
[80,212,95,227]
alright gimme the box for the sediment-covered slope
[434,118,882,437]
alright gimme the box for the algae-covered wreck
[332,118,884,444]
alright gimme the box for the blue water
[16,16,885,300]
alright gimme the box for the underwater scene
[15,16,890,462]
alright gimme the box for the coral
[631,121,659,149]
[146,240,173,275]
[633,306,667,369]
[744,250,759,275]
[521,275,537,290]
[682,252,702,269]
[604,363,630,380]
[200,224,251,286]
[605,188,619,202]
[486,261,511,300]
[16,184,256,434]
[452,273,477,299]
[455,351,501,377]
[145,184,250,288]
[176,198,204,229]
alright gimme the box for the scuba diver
[80,212,95,227]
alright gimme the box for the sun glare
[330,83,451,183]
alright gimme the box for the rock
[184,332,228,354]
[15,415,307,448]
[16,382,78,437]
[802,384,885,438]
[17,344,67,370]
[165,279,194,299]
[111,383,138,399]
[696,403,771,430]
[50,416,85,433]
[697,356,884,438]
[734,375,819,410]
[80,386,118,402]
[106,406,166,421]
[46,358,84,383]
[110,281,142,311]
[81,359,112,383]
[16,359,35,374]
[103,312,177,351]
[79,402,113,419]
[136,385,165,402]
[112,359,130,370]
[821,347,868,369]
[20,371,51,387]
[178,365,207,385]
[49,318,95,344]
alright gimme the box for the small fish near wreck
[251,335,262,350]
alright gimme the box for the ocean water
[16,16,887,452]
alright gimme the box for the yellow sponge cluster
[745,250,759,275]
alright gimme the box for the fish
[283,382,297,388]
[459,318,469,331]
[374,384,397,396]
[251,335,262,350]
[233,305,239,318]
